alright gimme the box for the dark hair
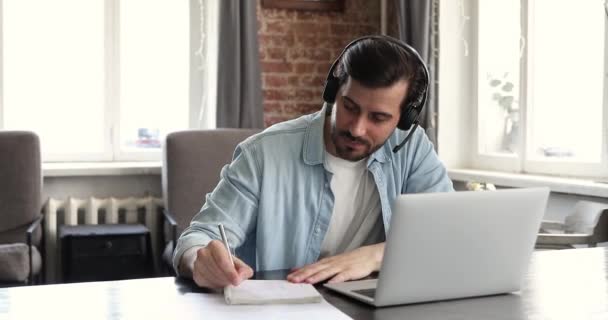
[334,38,419,109]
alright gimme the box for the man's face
[326,77,409,161]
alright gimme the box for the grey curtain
[395,0,438,147]
[216,1,264,128]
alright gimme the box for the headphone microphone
[322,35,429,153]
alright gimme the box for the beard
[330,124,381,161]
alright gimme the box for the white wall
[43,174,162,201]
[437,0,475,168]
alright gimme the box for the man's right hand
[190,240,254,289]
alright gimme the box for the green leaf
[499,96,514,108]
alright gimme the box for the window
[118,0,189,160]
[0,0,202,162]
[474,0,607,179]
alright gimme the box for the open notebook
[224,280,322,305]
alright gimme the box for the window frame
[0,0,199,163]
[471,0,608,179]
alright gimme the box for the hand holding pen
[189,224,254,289]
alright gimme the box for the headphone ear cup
[323,77,340,104]
[398,106,419,131]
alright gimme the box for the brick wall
[257,0,380,127]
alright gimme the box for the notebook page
[224,280,322,305]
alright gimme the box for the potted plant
[488,73,519,153]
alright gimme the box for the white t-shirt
[319,151,384,258]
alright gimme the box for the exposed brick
[265,47,288,60]
[264,89,289,101]
[296,34,333,48]
[300,75,326,87]
[264,74,288,87]
[264,115,291,127]
[258,0,381,127]
[281,103,297,113]
[284,88,296,99]
[330,23,350,35]
[315,62,333,74]
[294,63,316,73]
[293,88,316,101]
[288,48,331,61]
[264,20,290,34]
[358,24,378,35]
[311,87,324,99]
[261,61,293,73]
[330,49,343,59]
[329,38,353,51]
[287,76,300,86]
[263,102,282,113]
[293,21,329,35]
[258,34,295,47]
[295,11,325,21]
[259,8,297,20]
[284,103,323,115]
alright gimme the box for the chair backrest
[0,131,42,244]
[162,129,260,233]
[564,201,608,234]
[589,209,608,244]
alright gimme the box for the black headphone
[322,35,429,153]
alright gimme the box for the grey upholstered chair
[0,131,43,286]
[536,201,608,249]
[161,129,260,273]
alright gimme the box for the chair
[0,131,44,286]
[161,129,260,273]
[536,201,608,249]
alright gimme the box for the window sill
[42,164,608,197]
[448,168,608,198]
[43,161,162,177]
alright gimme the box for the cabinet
[59,224,154,283]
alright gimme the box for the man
[174,36,453,289]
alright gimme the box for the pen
[218,223,235,267]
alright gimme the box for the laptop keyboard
[353,288,376,298]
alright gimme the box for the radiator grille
[43,196,164,282]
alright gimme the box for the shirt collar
[303,103,390,166]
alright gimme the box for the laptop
[324,187,550,307]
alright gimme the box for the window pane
[477,1,522,156]
[3,0,105,156]
[527,0,604,162]
[119,0,189,152]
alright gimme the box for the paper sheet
[177,292,352,320]
[224,280,322,305]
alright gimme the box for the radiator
[43,196,164,283]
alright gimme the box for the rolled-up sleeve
[172,143,261,273]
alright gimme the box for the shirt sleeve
[402,128,454,194]
[172,143,261,274]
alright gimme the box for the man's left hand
[287,242,385,284]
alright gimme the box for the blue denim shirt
[173,107,453,272]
